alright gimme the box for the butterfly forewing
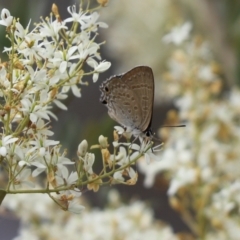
[100,66,154,134]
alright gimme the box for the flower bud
[113,130,119,142]
[98,135,108,148]
[77,140,88,157]
[97,0,109,7]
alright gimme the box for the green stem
[6,186,72,194]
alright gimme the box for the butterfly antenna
[160,124,186,128]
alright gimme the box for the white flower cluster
[76,127,159,194]
[139,22,240,239]
[87,1,240,238]
[0,4,111,212]
[0,2,159,213]
[3,190,179,240]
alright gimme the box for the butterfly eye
[145,129,152,137]
[105,86,109,92]
[102,100,107,104]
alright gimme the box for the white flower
[113,171,125,182]
[12,168,35,190]
[111,146,138,183]
[68,198,85,214]
[87,59,111,82]
[26,66,49,91]
[138,158,162,188]
[31,145,73,177]
[83,153,95,174]
[0,8,13,27]
[198,65,216,82]
[0,135,18,157]
[98,135,108,148]
[77,139,88,157]
[17,33,45,62]
[132,140,162,163]
[19,91,56,123]
[26,119,54,137]
[162,22,192,45]
[58,64,81,98]
[37,40,55,60]
[64,5,90,27]
[29,134,59,154]
[16,145,38,167]
[167,167,197,196]
[31,162,47,177]
[211,181,240,215]
[56,167,78,186]
[83,12,108,31]
[0,146,7,156]
[77,41,99,60]
[0,67,9,93]
[138,144,190,188]
[14,21,30,40]
[39,15,67,40]
[114,126,125,135]
[48,46,79,73]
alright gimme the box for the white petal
[0,8,13,27]
[68,46,78,57]
[98,22,108,28]
[144,153,151,164]
[53,99,68,110]
[35,111,50,121]
[60,166,69,178]
[18,161,30,167]
[45,139,59,146]
[93,73,99,82]
[114,126,125,134]
[87,58,97,68]
[59,61,67,73]
[68,199,85,214]
[30,113,38,123]
[0,147,7,156]
[71,85,81,97]
[131,143,140,151]
[39,147,45,156]
[130,151,140,161]
[67,171,78,184]
[113,171,124,181]
[32,167,46,177]
[95,61,111,72]
[78,140,88,157]
[31,162,46,168]
[6,137,18,145]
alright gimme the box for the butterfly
[99,66,154,138]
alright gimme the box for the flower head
[0,8,13,27]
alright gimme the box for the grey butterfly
[99,66,154,138]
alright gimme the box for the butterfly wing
[100,66,154,133]
[122,66,154,132]
[100,75,140,130]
